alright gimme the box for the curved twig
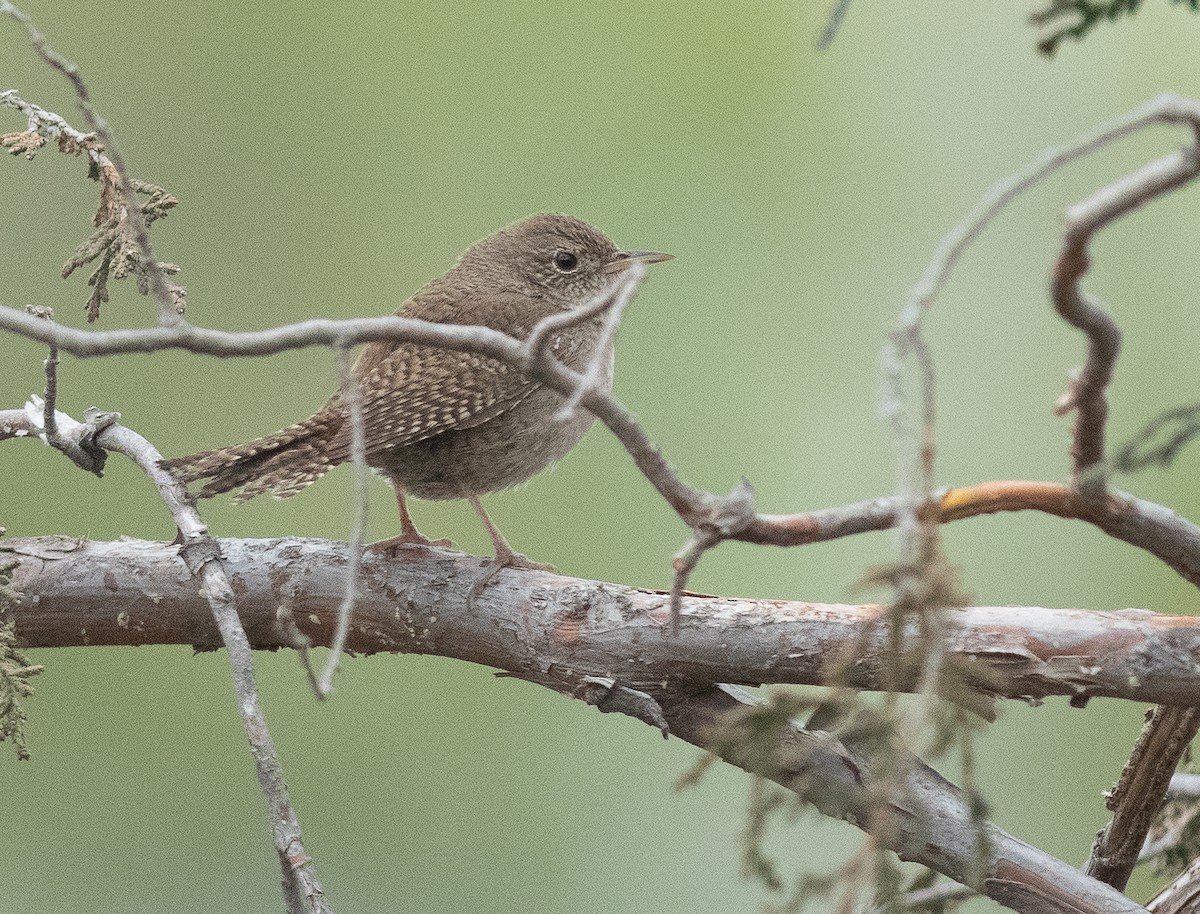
[1053,143,1200,494]
[2,405,328,913]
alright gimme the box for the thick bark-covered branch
[665,688,1145,914]
[9,535,1200,707]
[7,87,1200,913]
[5,535,1155,914]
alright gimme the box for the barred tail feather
[161,410,342,502]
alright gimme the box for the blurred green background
[3,2,1199,911]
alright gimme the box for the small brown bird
[164,214,672,568]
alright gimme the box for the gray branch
[1148,854,1200,914]
[9,88,1200,914]
[1,406,329,912]
[881,92,1200,578]
[4,536,1155,914]
[10,535,1200,711]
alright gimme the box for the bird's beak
[605,250,675,273]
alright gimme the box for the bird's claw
[468,549,554,600]
[367,531,455,556]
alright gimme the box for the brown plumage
[163,213,671,566]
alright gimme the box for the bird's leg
[469,496,554,574]
[368,487,454,554]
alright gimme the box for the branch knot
[578,676,669,737]
[24,395,118,476]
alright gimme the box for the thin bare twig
[20,306,113,476]
[1035,100,1200,895]
[107,428,328,913]
[533,262,743,608]
[11,404,329,913]
[880,91,1200,576]
[553,261,645,420]
[1053,141,1200,496]
[275,599,323,699]
[0,300,717,525]
[36,309,58,442]
[670,528,721,634]
[521,266,640,368]
[667,479,755,630]
[318,343,368,698]
[880,93,1200,585]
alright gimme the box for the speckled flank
[161,214,637,507]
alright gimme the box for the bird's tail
[161,410,343,502]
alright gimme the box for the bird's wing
[322,343,539,464]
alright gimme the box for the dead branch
[668,687,1147,914]
[5,36,1200,907]
[1149,855,1200,914]
[4,535,1162,914]
[1088,707,1200,890]
[880,92,1200,591]
[1,410,329,912]
[10,535,1200,709]
[1042,99,1200,891]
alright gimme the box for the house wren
[163,213,672,568]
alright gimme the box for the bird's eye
[553,250,579,273]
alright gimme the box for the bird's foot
[469,548,555,599]
[367,530,455,556]
[488,546,555,574]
